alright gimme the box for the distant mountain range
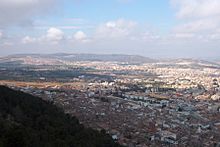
[0,53,220,68]
[0,53,156,64]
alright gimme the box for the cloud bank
[0,0,58,27]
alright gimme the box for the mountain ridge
[1,53,156,63]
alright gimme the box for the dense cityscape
[1,54,220,147]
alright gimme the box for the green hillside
[0,86,122,147]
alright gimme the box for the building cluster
[1,60,220,146]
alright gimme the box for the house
[160,130,177,144]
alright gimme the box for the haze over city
[0,0,220,58]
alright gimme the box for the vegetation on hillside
[0,86,122,147]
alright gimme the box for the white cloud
[22,36,37,44]
[0,32,2,39]
[173,19,218,33]
[74,31,87,41]
[172,33,195,39]
[45,27,64,43]
[94,19,161,44]
[171,0,220,19]
[96,19,137,38]
[171,0,220,42]
[207,33,220,40]
[21,27,64,44]
[0,0,58,27]
[2,41,14,46]
[141,32,161,41]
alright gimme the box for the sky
[0,0,220,59]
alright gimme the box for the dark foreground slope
[0,86,122,147]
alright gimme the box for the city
[1,54,220,146]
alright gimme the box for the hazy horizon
[1,52,220,61]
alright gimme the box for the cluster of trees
[0,86,122,147]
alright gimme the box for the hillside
[48,53,156,63]
[0,86,122,147]
[1,53,156,64]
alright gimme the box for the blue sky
[33,0,175,34]
[0,0,220,58]
[62,0,174,24]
